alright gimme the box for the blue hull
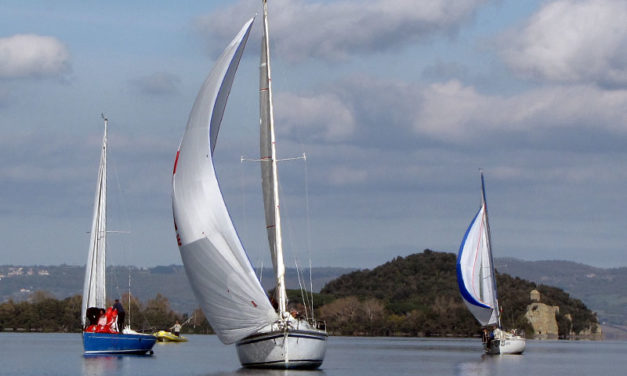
[83,332,157,355]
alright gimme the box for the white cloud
[501,0,627,87]
[199,0,489,61]
[413,80,627,141]
[277,77,627,147]
[0,34,70,79]
[275,92,355,141]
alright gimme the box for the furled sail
[259,0,287,314]
[81,119,108,327]
[456,173,499,327]
[172,18,278,345]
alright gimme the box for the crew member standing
[170,321,182,336]
[112,299,125,331]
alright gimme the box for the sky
[1,0,626,269]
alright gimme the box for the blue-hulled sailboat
[81,115,156,355]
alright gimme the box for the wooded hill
[314,250,599,337]
[494,258,627,325]
[0,251,599,337]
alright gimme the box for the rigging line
[109,138,132,303]
[293,258,310,321]
[108,128,136,327]
[303,153,315,320]
[240,155,264,283]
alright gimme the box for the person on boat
[481,328,489,343]
[113,299,125,331]
[289,308,299,319]
[96,308,107,332]
[485,326,495,348]
[170,321,182,336]
[103,306,118,333]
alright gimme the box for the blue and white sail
[172,17,278,345]
[456,172,500,327]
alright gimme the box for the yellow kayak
[153,330,188,343]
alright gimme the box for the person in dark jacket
[112,299,125,331]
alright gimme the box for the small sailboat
[172,1,327,369]
[456,171,525,355]
[81,116,157,355]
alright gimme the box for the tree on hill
[318,250,597,337]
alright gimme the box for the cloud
[412,80,627,142]
[0,34,70,79]
[274,92,355,142]
[198,0,489,62]
[130,72,181,96]
[287,76,627,148]
[501,0,627,88]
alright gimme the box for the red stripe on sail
[173,150,180,175]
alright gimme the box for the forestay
[456,174,499,327]
[81,121,108,327]
[172,18,278,345]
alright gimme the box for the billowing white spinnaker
[172,18,278,345]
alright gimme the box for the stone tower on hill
[525,289,559,339]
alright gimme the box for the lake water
[1,333,626,376]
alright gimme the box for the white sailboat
[172,1,327,369]
[81,116,156,355]
[456,171,525,355]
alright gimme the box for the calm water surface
[1,333,626,376]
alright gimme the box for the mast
[260,0,287,317]
[480,170,501,328]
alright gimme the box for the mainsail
[172,18,278,345]
[259,0,287,315]
[81,118,108,327]
[456,172,499,327]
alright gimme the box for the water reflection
[82,356,123,376]
[205,368,326,376]
[456,354,524,376]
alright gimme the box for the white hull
[484,335,526,355]
[236,325,327,369]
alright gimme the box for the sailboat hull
[484,336,526,355]
[83,332,157,355]
[236,328,327,369]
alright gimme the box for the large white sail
[259,0,287,315]
[81,118,108,327]
[172,18,278,345]
[456,173,499,327]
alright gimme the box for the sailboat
[456,171,525,355]
[81,116,157,355]
[172,1,327,369]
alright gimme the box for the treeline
[1,251,599,338]
[314,250,599,338]
[0,291,212,334]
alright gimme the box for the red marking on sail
[266,224,275,229]
[173,150,180,175]
[176,233,182,247]
[251,301,257,308]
